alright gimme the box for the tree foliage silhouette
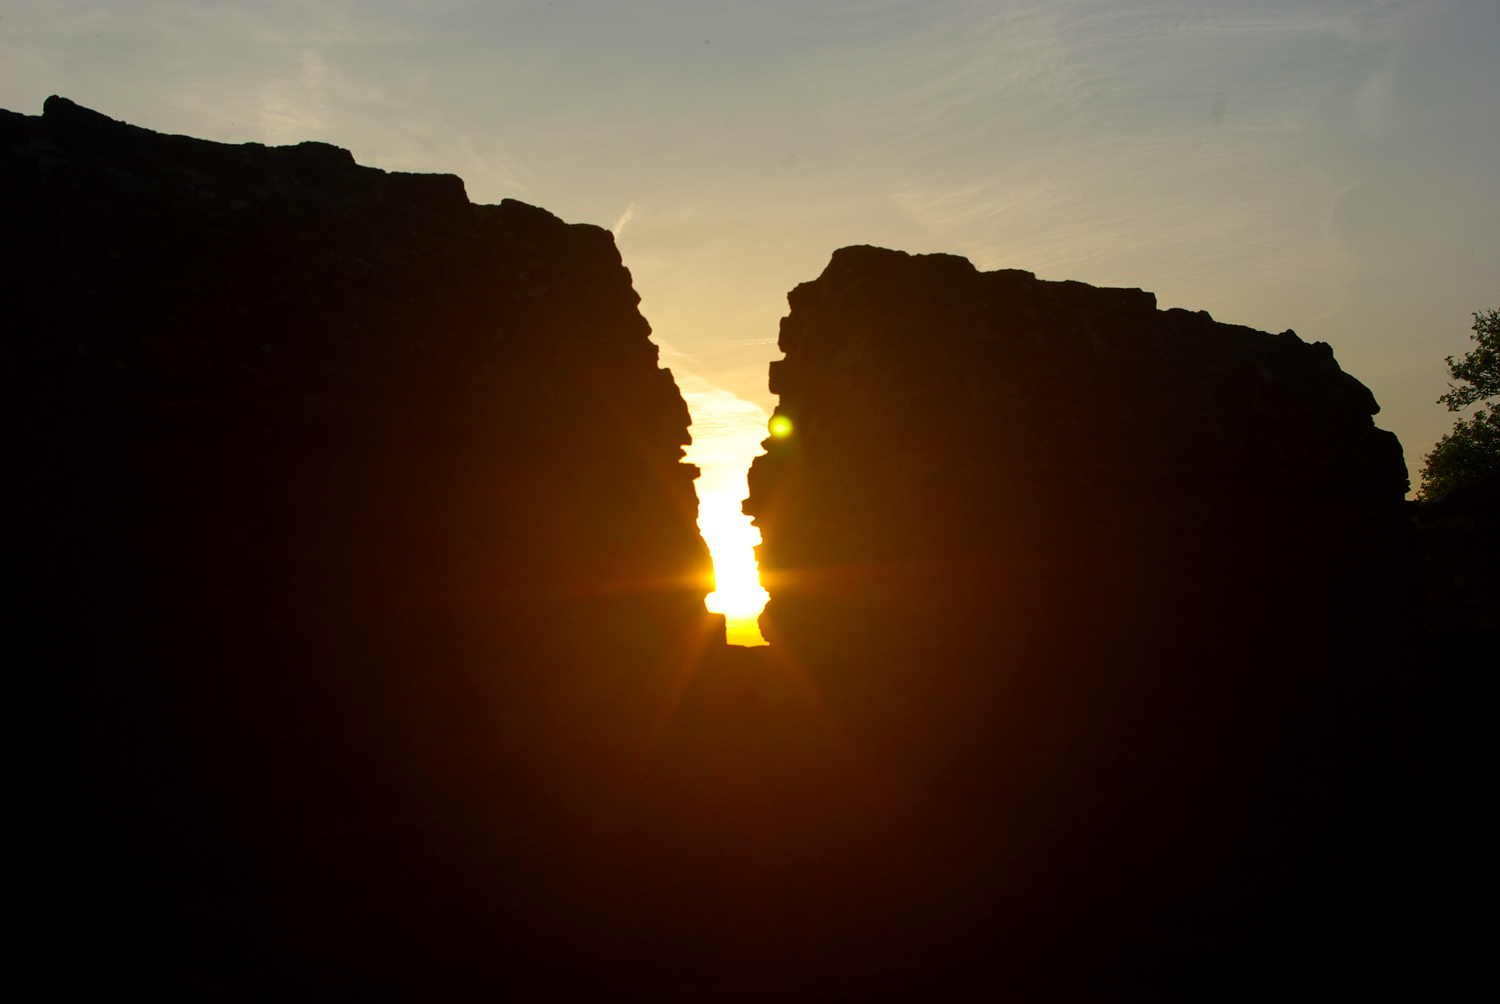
[1419,309,1500,499]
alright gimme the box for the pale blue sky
[5,0,1497,492]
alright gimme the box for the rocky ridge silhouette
[744,245,1468,991]
[7,100,1482,1000]
[7,96,720,999]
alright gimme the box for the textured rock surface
[6,97,718,998]
[743,246,1442,985]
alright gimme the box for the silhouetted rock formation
[744,247,1440,987]
[8,99,1471,999]
[6,97,716,998]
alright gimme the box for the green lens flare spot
[769,416,793,437]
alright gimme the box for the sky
[5,1,1497,641]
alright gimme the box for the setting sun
[701,501,770,646]
[673,367,773,646]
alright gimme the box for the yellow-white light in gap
[701,500,770,645]
[674,368,772,646]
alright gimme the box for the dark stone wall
[7,100,1477,997]
[5,98,718,998]
[743,246,1441,984]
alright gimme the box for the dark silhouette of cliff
[6,97,721,998]
[7,101,1479,1000]
[743,247,1463,993]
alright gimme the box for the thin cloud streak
[611,202,637,239]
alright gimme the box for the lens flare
[769,415,792,437]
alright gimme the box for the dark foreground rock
[5,97,722,999]
[743,247,1471,994]
[7,100,1481,1000]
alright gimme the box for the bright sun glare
[675,370,773,646]
[701,500,770,646]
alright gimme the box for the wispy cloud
[676,370,768,496]
[256,48,330,145]
[611,202,638,239]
